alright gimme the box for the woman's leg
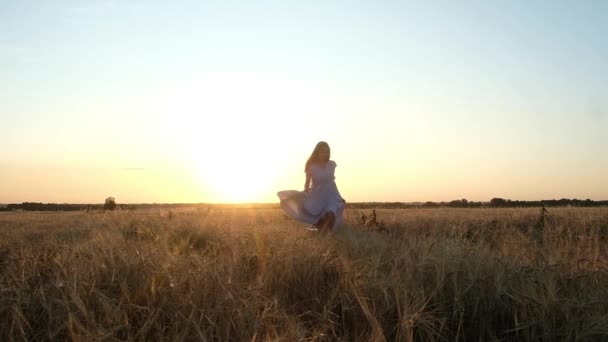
[314,214,327,229]
[319,211,335,232]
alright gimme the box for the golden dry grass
[1,207,608,341]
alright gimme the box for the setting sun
[193,146,275,203]
[148,72,333,202]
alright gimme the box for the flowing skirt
[277,185,344,230]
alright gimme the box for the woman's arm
[304,171,311,191]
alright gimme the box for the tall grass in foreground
[1,207,607,341]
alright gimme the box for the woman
[277,141,345,231]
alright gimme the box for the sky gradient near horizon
[1,0,607,203]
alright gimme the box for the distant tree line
[1,198,606,212]
[0,202,216,211]
[487,198,608,208]
[346,199,483,209]
[1,203,104,211]
[346,198,608,209]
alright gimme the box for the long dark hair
[305,141,330,172]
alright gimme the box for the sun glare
[195,149,273,203]
[151,72,331,202]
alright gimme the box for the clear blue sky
[1,1,607,203]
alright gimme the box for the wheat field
[1,207,607,341]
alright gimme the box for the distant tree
[421,201,440,208]
[104,197,117,211]
[448,199,470,208]
[490,198,508,207]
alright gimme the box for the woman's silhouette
[277,141,345,231]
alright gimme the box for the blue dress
[277,160,345,229]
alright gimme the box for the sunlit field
[1,207,608,341]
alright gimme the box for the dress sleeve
[331,161,337,179]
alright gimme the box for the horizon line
[2,198,608,206]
